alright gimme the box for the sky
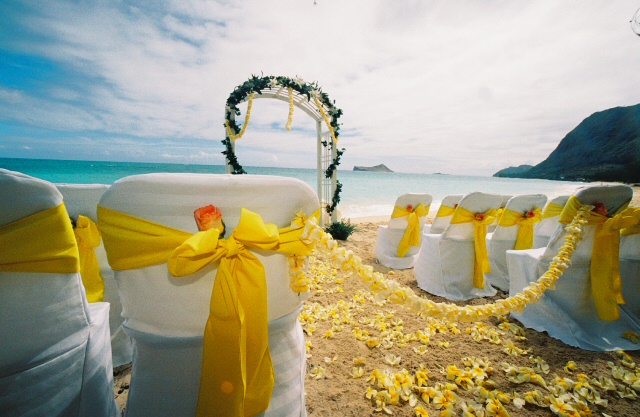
[1,1,640,176]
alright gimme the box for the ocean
[0,157,587,218]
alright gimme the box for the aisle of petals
[300,223,640,417]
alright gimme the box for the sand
[113,188,640,416]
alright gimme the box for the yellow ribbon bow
[74,215,104,302]
[98,205,315,417]
[0,203,79,273]
[560,196,636,321]
[620,207,640,236]
[435,204,456,218]
[450,207,498,288]
[497,207,542,250]
[391,203,429,257]
[542,202,565,219]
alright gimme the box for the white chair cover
[375,193,433,269]
[620,233,640,325]
[99,173,319,417]
[486,194,547,291]
[57,183,134,367]
[0,169,118,417]
[533,195,570,249]
[423,194,463,235]
[414,192,502,300]
[507,184,640,351]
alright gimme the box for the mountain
[494,165,533,177]
[353,164,394,173]
[494,104,640,182]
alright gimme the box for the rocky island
[353,164,393,173]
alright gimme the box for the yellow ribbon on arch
[74,215,104,302]
[542,202,565,218]
[559,196,637,321]
[450,207,498,288]
[0,203,79,273]
[497,207,542,250]
[97,205,316,417]
[391,203,430,257]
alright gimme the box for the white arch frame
[225,87,338,225]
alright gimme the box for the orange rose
[194,205,225,236]
[592,202,608,217]
[525,210,536,218]
[475,213,485,221]
[406,204,414,212]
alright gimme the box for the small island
[353,164,393,173]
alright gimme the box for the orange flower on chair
[406,204,414,213]
[592,202,608,217]
[475,213,486,221]
[525,210,536,219]
[194,205,226,237]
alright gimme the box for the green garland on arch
[223,74,344,215]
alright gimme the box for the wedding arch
[222,75,344,224]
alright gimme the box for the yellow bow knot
[391,203,430,258]
[498,207,542,250]
[74,215,104,302]
[620,207,640,236]
[450,207,498,288]
[560,196,632,321]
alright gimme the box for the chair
[485,194,547,291]
[375,193,433,269]
[98,173,319,417]
[414,192,502,300]
[507,184,640,351]
[532,195,570,249]
[0,169,118,417]
[423,194,463,235]
[57,183,134,367]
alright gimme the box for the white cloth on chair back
[424,194,463,235]
[99,173,319,417]
[507,184,640,351]
[0,169,118,417]
[486,194,547,291]
[620,232,640,326]
[414,192,502,300]
[533,195,570,249]
[57,183,133,367]
[375,193,433,269]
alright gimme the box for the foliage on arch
[222,75,345,215]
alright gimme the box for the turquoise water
[0,158,587,218]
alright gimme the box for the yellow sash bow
[0,203,79,273]
[450,207,498,288]
[542,202,565,219]
[497,207,542,250]
[391,203,430,257]
[560,196,636,321]
[98,205,315,417]
[620,207,640,236]
[435,204,456,218]
[74,215,104,302]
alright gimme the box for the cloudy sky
[1,1,639,176]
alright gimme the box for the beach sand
[113,188,640,416]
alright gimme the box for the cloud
[1,0,639,175]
